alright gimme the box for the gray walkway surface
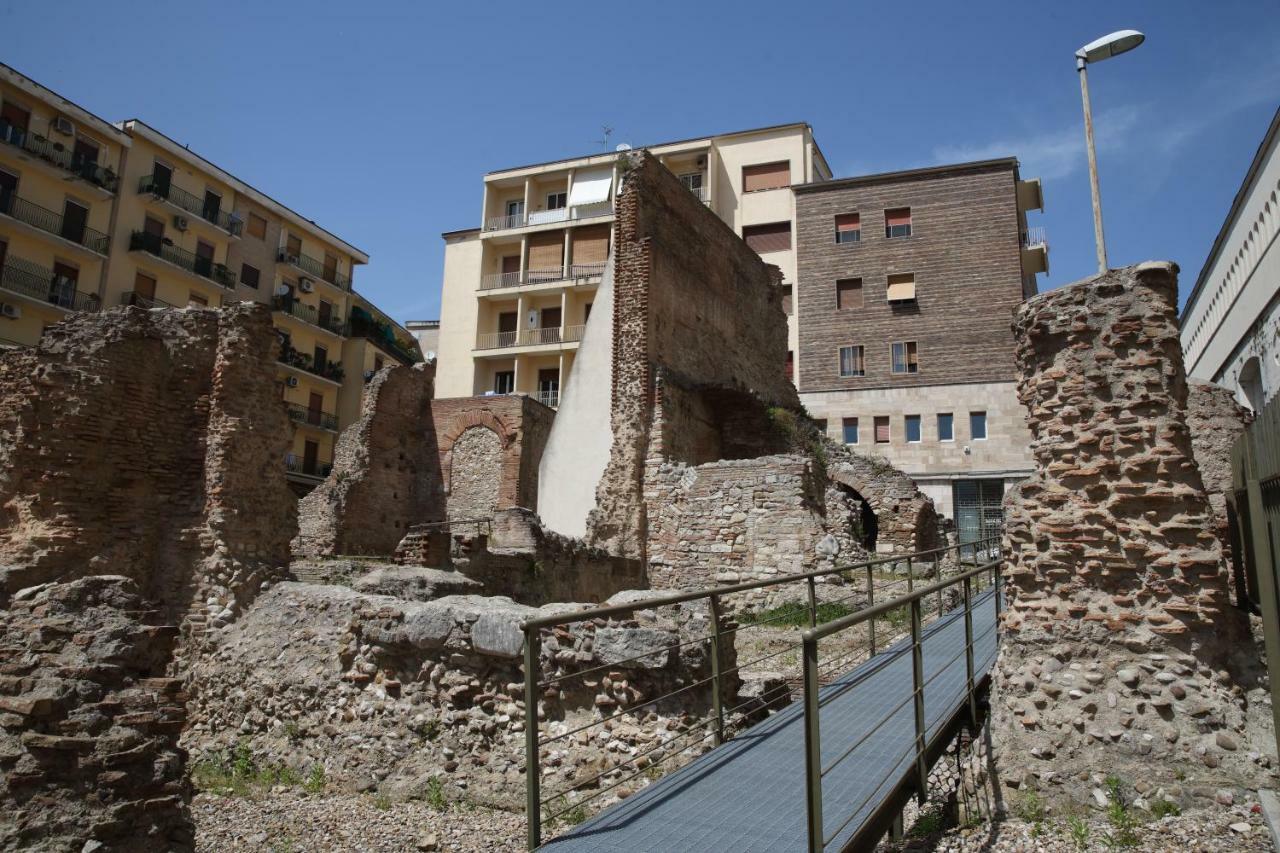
[542,589,998,853]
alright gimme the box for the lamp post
[1076,29,1145,275]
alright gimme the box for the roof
[119,119,369,263]
[792,157,1020,195]
[485,121,820,177]
[441,227,481,239]
[0,63,129,144]
[1180,104,1280,323]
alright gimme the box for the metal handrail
[483,201,614,232]
[1022,225,1048,248]
[128,230,234,288]
[284,456,332,478]
[0,120,119,192]
[0,191,111,255]
[479,263,607,291]
[276,247,351,290]
[271,295,345,336]
[284,402,339,432]
[138,174,243,236]
[1,257,100,313]
[520,536,999,849]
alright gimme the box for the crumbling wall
[0,304,294,631]
[1186,379,1253,602]
[0,576,192,851]
[989,263,1267,811]
[828,448,942,554]
[294,364,439,558]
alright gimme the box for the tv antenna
[595,126,614,151]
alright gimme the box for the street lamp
[1076,29,1145,275]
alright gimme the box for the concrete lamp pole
[1075,29,1145,275]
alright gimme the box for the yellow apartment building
[434,123,831,402]
[0,64,419,495]
[0,67,126,346]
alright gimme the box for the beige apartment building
[0,64,419,494]
[434,123,831,402]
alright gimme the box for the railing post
[963,574,977,731]
[866,564,877,655]
[709,594,725,747]
[802,634,824,853]
[807,576,818,629]
[910,598,928,806]
[524,627,542,851]
[906,556,913,593]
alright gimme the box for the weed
[740,601,852,628]
[420,718,442,741]
[1149,799,1181,819]
[909,809,944,837]
[1173,768,1187,782]
[282,721,301,742]
[1015,789,1046,824]
[373,793,392,811]
[1067,815,1089,851]
[303,764,326,794]
[1100,775,1140,849]
[426,777,447,811]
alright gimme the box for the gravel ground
[193,791,525,852]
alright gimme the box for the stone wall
[0,577,192,851]
[294,364,439,558]
[1186,379,1253,602]
[990,263,1267,811]
[0,304,294,634]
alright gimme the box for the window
[286,233,302,259]
[781,284,793,315]
[905,415,921,443]
[937,413,954,442]
[891,341,918,374]
[839,345,864,378]
[313,344,328,370]
[885,207,912,238]
[842,417,859,445]
[240,263,260,289]
[323,253,339,283]
[494,371,515,394]
[970,411,988,440]
[547,192,567,210]
[742,222,791,254]
[72,137,99,168]
[742,161,791,192]
[60,199,88,244]
[680,173,704,197]
[194,239,215,276]
[50,262,78,308]
[202,189,221,224]
[188,292,208,307]
[874,416,890,444]
[887,273,916,303]
[836,278,863,310]
[835,213,861,244]
[247,212,267,240]
[506,199,524,218]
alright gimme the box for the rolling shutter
[743,161,791,192]
[835,213,860,232]
[571,225,609,266]
[527,231,564,275]
[886,208,912,227]
[886,273,916,302]
[743,222,791,254]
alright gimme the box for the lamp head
[1076,30,1145,64]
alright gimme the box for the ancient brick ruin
[986,262,1269,812]
[1186,378,1253,602]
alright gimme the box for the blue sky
[4,0,1277,323]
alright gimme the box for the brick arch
[437,409,515,453]
[436,410,522,514]
[828,455,941,554]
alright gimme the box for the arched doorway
[1238,356,1264,413]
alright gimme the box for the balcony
[285,455,332,479]
[0,191,110,256]
[272,295,346,336]
[1021,226,1049,275]
[129,230,234,288]
[276,248,350,290]
[278,343,345,382]
[535,390,560,408]
[483,201,613,233]
[1,255,100,313]
[285,402,339,432]
[475,324,586,350]
[138,174,243,236]
[120,291,179,309]
[479,262,606,292]
[347,310,419,366]
[0,120,118,193]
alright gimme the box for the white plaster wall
[434,232,484,398]
[537,256,615,537]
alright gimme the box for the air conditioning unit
[1,303,20,319]
[299,278,315,293]
[285,376,299,388]
[173,215,189,232]
[52,116,74,136]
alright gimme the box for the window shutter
[875,417,890,443]
[743,161,792,192]
[885,208,912,227]
[837,279,863,310]
[743,222,791,254]
[886,274,916,302]
[571,225,609,266]
[835,213,860,232]
[527,231,564,273]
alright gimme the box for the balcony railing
[687,184,710,204]
[129,230,234,288]
[120,291,179,309]
[535,390,560,408]
[479,262,607,291]
[0,120,119,193]
[1,255,100,313]
[285,456,332,479]
[1022,225,1047,248]
[139,174,243,236]
[285,402,339,432]
[483,201,614,232]
[276,248,351,290]
[0,191,111,255]
[475,324,586,350]
[272,295,346,336]
[347,312,419,365]
[278,344,345,381]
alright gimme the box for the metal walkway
[542,588,998,853]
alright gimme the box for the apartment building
[405,319,440,362]
[1180,105,1280,412]
[0,64,419,494]
[793,159,1047,535]
[435,123,831,402]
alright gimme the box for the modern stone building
[1180,105,1280,412]
[0,63,419,495]
[792,159,1047,532]
[433,122,832,404]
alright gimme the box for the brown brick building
[792,158,1047,534]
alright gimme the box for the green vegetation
[190,741,311,798]
[908,808,945,837]
[426,777,447,811]
[1148,799,1181,819]
[1067,815,1090,850]
[373,793,392,811]
[1015,789,1046,825]
[303,764,326,794]
[545,795,590,829]
[739,601,852,628]
[1100,775,1140,849]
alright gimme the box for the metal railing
[138,174,243,236]
[0,191,111,255]
[519,536,999,849]
[483,201,614,232]
[284,402,339,432]
[276,248,351,290]
[474,325,586,350]
[271,295,346,336]
[278,345,345,382]
[129,230,234,288]
[1022,225,1047,248]
[0,120,119,192]
[347,314,419,365]
[1,256,100,313]
[801,553,1001,852]
[534,390,559,408]
[120,291,179,309]
[479,262,607,291]
[284,456,332,478]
